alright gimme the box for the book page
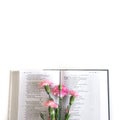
[62,70,102,120]
[17,70,59,120]
[8,71,19,120]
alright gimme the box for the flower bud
[69,96,75,105]
[44,85,50,94]
[58,84,62,90]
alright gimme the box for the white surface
[0,0,120,120]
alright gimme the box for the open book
[8,69,110,120]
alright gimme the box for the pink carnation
[44,100,58,108]
[52,85,69,97]
[69,90,79,97]
[39,80,53,87]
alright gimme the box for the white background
[0,0,120,120]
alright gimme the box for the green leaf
[40,113,45,120]
[65,113,70,120]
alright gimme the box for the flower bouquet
[39,80,78,120]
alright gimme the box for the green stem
[59,86,62,120]
[55,108,59,120]
[59,97,62,120]
[49,107,56,120]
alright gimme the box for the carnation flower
[39,80,53,87]
[39,80,78,120]
[69,90,79,97]
[44,100,58,108]
[52,85,69,98]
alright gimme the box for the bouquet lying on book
[39,80,78,120]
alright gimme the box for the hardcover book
[8,69,110,120]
